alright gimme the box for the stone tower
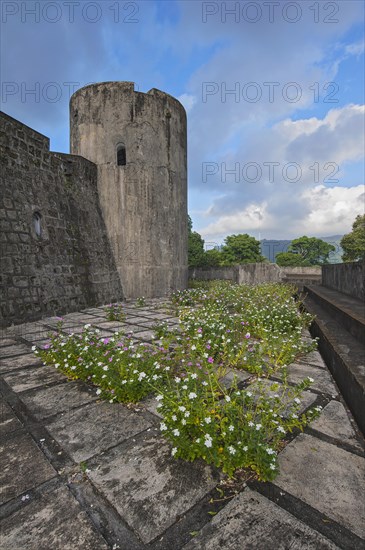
[70,82,188,298]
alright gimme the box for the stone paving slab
[2,364,66,393]
[5,322,46,336]
[0,338,18,348]
[125,316,156,324]
[0,344,31,358]
[87,431,221,544]
[19,381,98,420]
[139,312,176,320]
[22,330,54,342]
[298,350,326,368]
[0,485,109,549]
[45,401,153,462]
[310,400,363,450]
[182,487,340,550]
[0,400,23,436]
[0,433,56,504]
[250,379,317,415]
[91,320,126,330]
[0,353,43,373]
[220,368,252,388]
[120,324,151,334]
[134,330,157,342]
[275,433,365,539]
[286,362,339,395]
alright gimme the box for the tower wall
[70,82,188,298]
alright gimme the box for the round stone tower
[70,82,188,299]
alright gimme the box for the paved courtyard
[1,301,364,549]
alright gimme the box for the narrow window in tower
[117,144,126,166]
[33,212,42,237]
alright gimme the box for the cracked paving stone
[45,401,152,462]
[0,485,108,549]
[182,488,340,550]
[275,433,365,539]
[2,364,66,393]
[20,381,98,420]
[0,433,56,504]
[87,431,220,544]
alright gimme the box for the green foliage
[288,236,335,265]
[157,373,320,480]
[36,281,321,482]
[188,230,206,267]
[276,252,310,267]
[136,296,146,307]
[37,327,169,403]
[104,303,126,322]
[340,214,365,262]
[204,248,222,267]
[221,234,265,265]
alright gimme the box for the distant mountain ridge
[261,235,344,263]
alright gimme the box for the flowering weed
[36,281,321,481]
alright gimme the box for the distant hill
[261,235,344,263]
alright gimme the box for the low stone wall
[189,264,322,287]
[237,263,281,284]
[322,261,364,301]
[189,266,237,282]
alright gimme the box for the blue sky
[1,0,364,242]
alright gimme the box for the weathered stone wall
[70,82,188,299]
[0,112,123,327]
[322,261,364,301]
[189,264,322,287]
[189,266,238,282]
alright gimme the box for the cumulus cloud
[1,0,363,241]
[200,185,364,241]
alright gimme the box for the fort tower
[70,81,188,298]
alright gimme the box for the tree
[188,215,206,267]
[288,236,335,265]
[276,252,311,267]
[340,214,365,262]
[204,248,222,267]
[221,234,265,265]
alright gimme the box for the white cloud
[200,185,364,241]
[345,40,365,56]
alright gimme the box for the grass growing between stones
[36,281,322,481]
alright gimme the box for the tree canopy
[221,233,265,265]
[340,214,365,262]
[275,252,310,267]
[287,236,335,265]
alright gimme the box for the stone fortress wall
[0,111,123,327]
[0,81,188,327]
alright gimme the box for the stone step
[304,295,365,436]
[304,285,365,345]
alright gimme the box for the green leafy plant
[136,296,146,308]
[104,303,126,322]
[35,281,322,481]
